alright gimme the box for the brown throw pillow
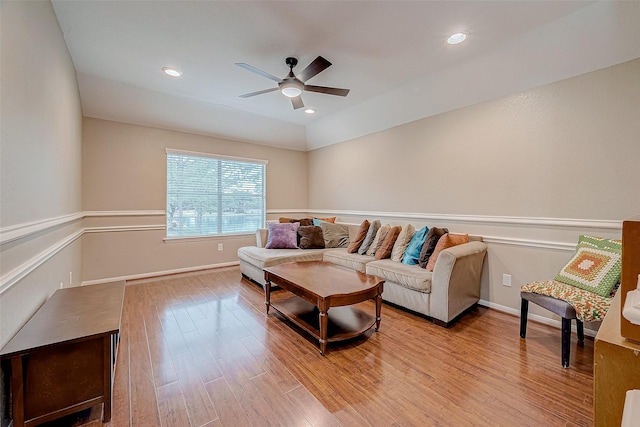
[418,227,449,268]
[292,218,314,227]
[375,226,402,260]
[347,219,370,253]
[297,226,325,249]
[426,233,469,271]
[279,217,313,226]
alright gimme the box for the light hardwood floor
[43,266,594,426]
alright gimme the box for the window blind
[166,150,266,238]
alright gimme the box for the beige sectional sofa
[237,223,487,326]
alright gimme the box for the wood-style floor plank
[60,266,595,427]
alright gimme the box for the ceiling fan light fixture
[447,32,467,45]
[162,67,182,77]
[280,80,303,98]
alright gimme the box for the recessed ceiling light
[447,32,467,45]
[162,67,182,77]
[304,109,316,114]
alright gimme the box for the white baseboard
[80,261,240,286]
[478,299,598,337]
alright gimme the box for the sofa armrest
[430,241,487,323]
[256,228,268,248]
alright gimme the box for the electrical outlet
[218,243,223,251]
[60,282,64,289]
[502,274,512,287]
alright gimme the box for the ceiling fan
[236,56,350,110]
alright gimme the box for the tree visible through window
[166,149,266,238]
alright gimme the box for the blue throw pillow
[401,226,429,265]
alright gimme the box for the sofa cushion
[390,224,415,262]
[358,220,381,255]
[418,227,448,268]
[323,249,375,273]
[318,222,350,248]
[265,222,299,249]
[347,219,370,253]
[375,226,402,260]
[402,226,429,265]
[426,233,469,271]
[366,224,390,256]
[238,246,326,270]
[297,225,325,249]
[367,259,433,293]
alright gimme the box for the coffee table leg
[375,294,382,331]
[265,280,271,314]
[319,303,329,355]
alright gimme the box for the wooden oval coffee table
[264,261,384,355]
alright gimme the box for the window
[166,149,266,238]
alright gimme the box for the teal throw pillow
[401,226,429,265]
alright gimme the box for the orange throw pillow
[347,220,370,253]
[375,226,402,260]
[426,233,469,271]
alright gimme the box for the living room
[2,1,640,426]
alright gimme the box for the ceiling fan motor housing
[285,57,298,69]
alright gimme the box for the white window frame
[165,148,267,241]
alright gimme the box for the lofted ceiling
[51,1,640,151]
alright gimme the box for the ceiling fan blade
[239,87,279,98]
[235,63,282,83]
[291,96,304,110]
[304,85,350,97]
[297,56,332,82]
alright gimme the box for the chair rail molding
[305,209,623,230]
[0,229,84,295]
[0,212,84,245]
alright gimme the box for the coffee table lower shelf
[271,294,376,344]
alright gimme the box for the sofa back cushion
[265,222,300,249]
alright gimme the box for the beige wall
[307,58,640,329]
[0,1,83,349]
[81,118,308,282]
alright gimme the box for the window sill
[163,233,255,243]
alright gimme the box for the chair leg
[520,299,529,338]
[561,317,571,368]
[577,319,584,343]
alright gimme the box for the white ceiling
[51,1,640,151]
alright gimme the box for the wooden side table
[594,291,640,426]
[0,281,124,427]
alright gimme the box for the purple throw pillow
[265,222,300,249]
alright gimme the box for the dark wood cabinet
[0,281,124,427]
